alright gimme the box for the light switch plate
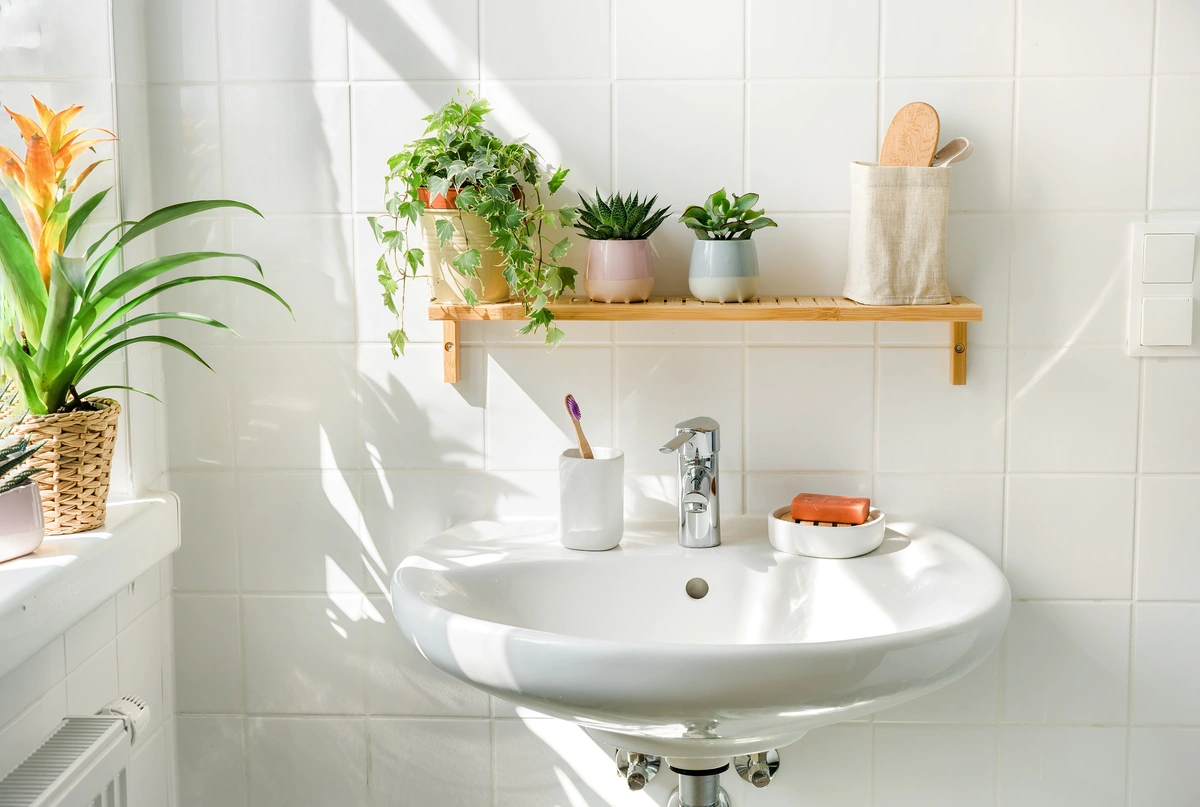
[1129,223,1200,357]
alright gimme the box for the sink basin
[392,518,1010,760]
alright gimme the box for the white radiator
[0,697,149,807]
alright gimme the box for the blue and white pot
[688,240,759,303]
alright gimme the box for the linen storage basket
[15,397,120,535]
[843,161,952,305]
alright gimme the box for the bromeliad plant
[574,191,671,241]
[679,189,778,241]
[372,90,577,355]
[0,97,289,415]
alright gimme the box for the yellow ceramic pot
[421,209,510,304]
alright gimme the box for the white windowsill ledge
[0,494,180,679]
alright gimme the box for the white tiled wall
[133,0,1200,805]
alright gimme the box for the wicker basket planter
[14,397,120,535]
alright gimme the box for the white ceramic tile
[1013,78,1150,210]
[1018,0,1153,75]
[480,81,611,204]
[116,566,161,630]
[0,0,111,79]
[174,595,243,713]
[740,724,870,807]
[228,215,355,342]
[1003,602,1131,724]
[218,0,348,80]
[882,0,1015,77]
[237,472,366,594]
[872,725,997,807]
[616,346,743,472]
[485,471,558,519]
[165,348,233,471]
[1008,347,1140,472]
[350,81,465,213]
[172,472,238,592]
[358,343,485,470]
[223,84,352,214]
[1150,77,1200,210]
[999,726,1127,807]
[753,214,853,296]
[615,0,743,78]
[1142,358,1200,472]
[875,652,1001,723]
[485,319,611,346]
[744,474,873,516]
[874,475,1004,564]
[1006,475,1134,599]
[349,0,478,80]
[615,82,743,209]
[881,80,1014,211]
[879,215,1011,346]
[127,725,171,807]
[1137,477,1200,600]
[363,595,490,716]
[481,0,610,79]
[115,86,152,221]
[146,85,222,209]
[1132,604,1200,724]
[0,682,66,779]
[247,718,367,807]
[748,0,877,78]
[358,472,487,591]
[232,346,358,469]
[117,606,165,734]
[632,222,699,296]
[65,642,118,715]
[1130,728,1200,807]
[1009,213,1135,345]
[243,596,366,715]
[486,347,614,471]
[112,0,147,83]
[153,216,235,349]
[1156,0,1200,73]
[748,81,877,211]
[145,0,218,82]
[65,599,116,672]
[368,718,491,806]
[878,347,1007,472]
[747,348,875,471]
[615,321,742,343]
[177,716,248,807]
[0,640,64,728]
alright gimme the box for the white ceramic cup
[558,448,624,551]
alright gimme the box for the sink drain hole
[685,578,709,599]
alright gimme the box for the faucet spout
[661,417,722,548]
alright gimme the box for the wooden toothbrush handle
[572,419,593,459]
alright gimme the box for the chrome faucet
[659,417,721,548]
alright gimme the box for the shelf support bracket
[950,322,967,385]
[443,321,460,383]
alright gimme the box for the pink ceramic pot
[0,479,44,563]
[584,240,655,303]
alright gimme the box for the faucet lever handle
[659,432,693,454]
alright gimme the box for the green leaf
[404,248,424,274]
[547,166,569,195]
[74,335,214,386]
[426,176,452,199]
[65,188,111,249]
[461,287,479,306]
[435,218,456,247]
[367,216,384,243]
[76,384,164,404]
[731,192,759,215]
[549,236,571,262]
[387,328,407,358]
[115,200,262,252]
[37,253,83,382]
[0,194,48,345]
[451,248,481,278]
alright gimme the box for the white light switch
[1141,297,1193,346]
[1143,233,1195,283]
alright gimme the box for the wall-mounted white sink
[392,518,1009,762]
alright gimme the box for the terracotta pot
[0,479,44,562]
[584,240,655,303]
[417,187,460,210]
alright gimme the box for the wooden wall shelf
[430,295,982,385]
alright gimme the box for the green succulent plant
[0,436,42,494]
[679,189,778,241]
[574,191,671,241]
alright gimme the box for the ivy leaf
[461,287,479,306]
[452,248,481,278]
[548,166,569,195]
[404,248,425,274]
[367,216,384,243]
[388,328,407,358]
[545,326,565,347]
[427,175,452,199]
[435,218,456,247]
[382,229,404,248]
[549,236,570,262]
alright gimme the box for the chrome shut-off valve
[615,750,661,790]
[734,750,780,788]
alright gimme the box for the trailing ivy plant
[679,189,777,241]
[370,91,577,356]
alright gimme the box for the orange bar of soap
[790,493,871,526]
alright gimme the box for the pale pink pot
[584,240,655,303]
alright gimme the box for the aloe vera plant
[574,191,671,241]
[0,97,289,415]
[679,189,777,241]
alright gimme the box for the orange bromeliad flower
[0,97,114,288]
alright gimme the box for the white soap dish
[767,506,887,559]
